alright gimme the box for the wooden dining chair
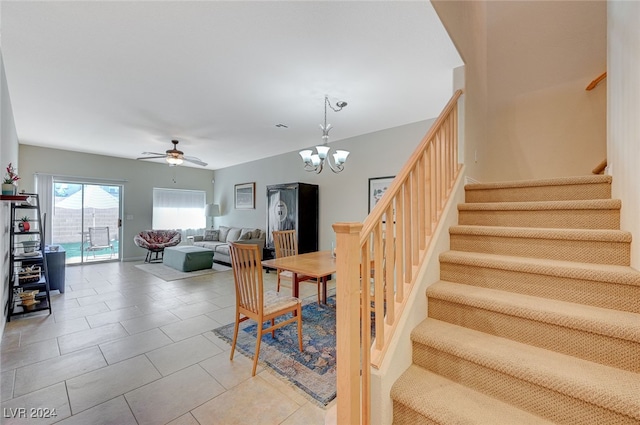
[272,230,322,303]
[228,242,303,376]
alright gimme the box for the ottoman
[163,246,214,272]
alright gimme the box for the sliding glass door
[52,182,122,264]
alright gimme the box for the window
[152,188,205,230]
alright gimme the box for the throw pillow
[203,229,219,241]
[226,227,242,243]
[218,226,230,242]
[239,228,253,240]
[253,229,263,239]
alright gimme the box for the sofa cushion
[226,227,242,243]
[218,226,230,242]
[203,229,219,241]
[215,244,230,256]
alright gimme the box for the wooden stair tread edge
[458,199,621,211]
[411,319,640,418]
[449,225,632,242]
[391,365,555,425]
[439,250,640,286]
[427,281,640,342]
[464,175,612,191]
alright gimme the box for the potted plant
[18,216,30,232]
[2,163,20,195]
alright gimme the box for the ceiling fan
[137,140,208,167]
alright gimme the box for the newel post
[332,222,363,425]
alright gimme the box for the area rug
[213,296,337,406]
[135,261,231,281]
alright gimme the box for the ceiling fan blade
[136,155,167,160]
[141,152,165,156]
[183,156,208,167]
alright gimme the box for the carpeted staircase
[391,175,640,424]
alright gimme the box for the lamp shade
[205,203,220,217]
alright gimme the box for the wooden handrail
[586,72,607,91]
[333,89,463,424]
[592,158,607,174]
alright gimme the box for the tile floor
[1,261,333,424]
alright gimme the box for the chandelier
[299,95,349,173]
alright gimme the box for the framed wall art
[368,176,395,213]
[234,182,256,209]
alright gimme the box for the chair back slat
[273,230,298,258]
[229,242,263,315]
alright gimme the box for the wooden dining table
[261,250,336,304]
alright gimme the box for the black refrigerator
[265,182,319,255]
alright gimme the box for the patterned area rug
[135,261,231,281]
[214,296,337,406]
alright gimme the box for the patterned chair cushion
[134,230,181,250]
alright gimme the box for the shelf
[0,195,29,202]
[6,193,52,322]
[10,298,50,316]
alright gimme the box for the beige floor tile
[258,369,309,406]
[167,412,200,425]
[191,375,299,425]
[125,364,225,425]
[15,317,89,347]
[120,310,180,334]
[1,261,326,425]
[13,347,107,397]
[160,314,222,342]
[198,350,257,389]
[85,305,146,328]
[1,333,21,351]
[0,382,71,424]
[168,300,219,320]
[61,288,99,300]
[146,334,221,376]
[280,402,328,425]
[66,355,161,414]
[1,339,59,371]
[58,323,129,355]
[75,291,128,307]
[208,293,236,309]
[205,305,236,325]
[3,314,57,335]
[99,328,173,364]
[53,396,137,425]
[53,302,111,323]
[1,370,15,401]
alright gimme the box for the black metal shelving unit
[4,193,52,321]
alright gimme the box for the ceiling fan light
[166,156,183,165]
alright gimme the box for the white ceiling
[1,1,462,170]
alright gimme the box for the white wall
[608,1,640,269]
[18,146,215,261]
[211,119,434,251]
[1,48,20,337]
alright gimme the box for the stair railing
[586,71,607,91]
[333,89,463,424]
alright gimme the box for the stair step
[427,281,640,372]
[465,175,611,203]
[391,365,554,425]
[439,251,640,313]
[458,199,620,229]
[411,319,640,424]
[449,225,631,265]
